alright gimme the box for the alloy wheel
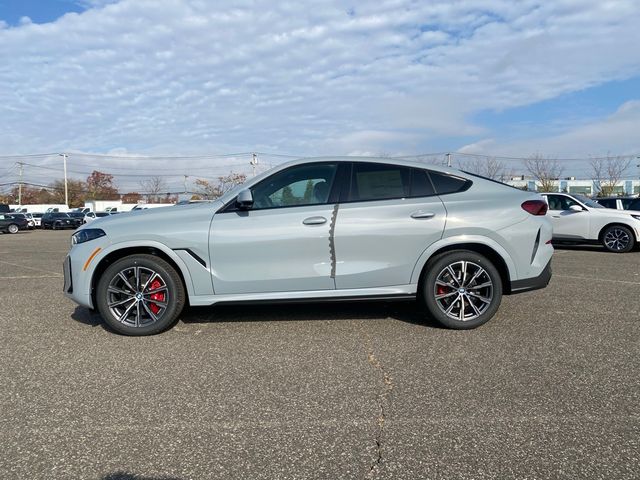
[8,224,18,234]
[604,228,630,251]
[107,266,169,327]
[433,260,494,322]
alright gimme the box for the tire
[422,250,503,329]
[7,223,19,234]
[601,225,634,253]
[96,254,185,335]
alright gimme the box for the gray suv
[64,157,553,335]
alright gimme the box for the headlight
[72,228,106,245]
[632,215,640,221]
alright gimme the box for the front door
[545,194,590,239]
[210,162,339,295]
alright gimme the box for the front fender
[86,240,197,299]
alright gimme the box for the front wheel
[96,254,186,335]
[7,224,19,234]
[422,250,503,329]
[602,225,634,253]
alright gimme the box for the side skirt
[188,285,418,307]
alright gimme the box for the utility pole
[183,175,188,197]
[59,153,69,206]
[250,153,258,177]
[446,153,452,168]
[18,162,23,205]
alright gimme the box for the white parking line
[0,260,63,277]
[555,274,640,285]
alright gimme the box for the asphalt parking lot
[1,230,639,480]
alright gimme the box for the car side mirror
[569,205,583,212]
[236,190,254,210]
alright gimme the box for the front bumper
[509,260,552,294]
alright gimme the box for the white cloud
[0,0,638,160]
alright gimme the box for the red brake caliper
[148,279,165,314]
[437,285,447,296]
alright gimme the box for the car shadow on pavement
[180,299,443,329]
[552,243,611,253]
[70,300,443,333]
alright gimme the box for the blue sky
[0,0,639,177]
[0,0,85,25]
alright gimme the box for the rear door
[333,162,446,289]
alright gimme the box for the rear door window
[348,163,437,202]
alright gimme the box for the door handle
[302,216,327,225]
[410,211,435,219]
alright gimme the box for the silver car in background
[64,157,553,335]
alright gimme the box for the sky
[0,0,639,190]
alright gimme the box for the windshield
[574,194,604,208]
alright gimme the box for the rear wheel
[602,225,634,253]
[96,254,185,335]
[7,224,19,234]
[422,250,502,329]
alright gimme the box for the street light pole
[59,153,68,206]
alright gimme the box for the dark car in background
[0,213,29,234]
[595,197,640,211]
[8,212,35,229]
[41,212,82,230]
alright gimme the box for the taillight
[521,200,548,216]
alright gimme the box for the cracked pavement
[1,231,639,479]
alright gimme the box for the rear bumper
[509,260,552,294]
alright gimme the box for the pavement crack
[363,336,394,479]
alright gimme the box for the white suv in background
[542,193,640,253]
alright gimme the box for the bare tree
[462,157,507,180]
[523,154,564,192]
[139,176,168,203]
[195,172,247,200]
[590,155,631,197]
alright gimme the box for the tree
[86,171,119,200]
[139,176,168,203]
[462,157,507,180]
[590,155,631,197]
[49,179,87,207]
[121,192,143,203]
[195,172,247,200]
[523,154,564,192]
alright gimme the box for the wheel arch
[415,242,513,295]
[90,245,192,309]
[598,222,637,243]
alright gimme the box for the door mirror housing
[236,190,254,210]
[569,205,584,212]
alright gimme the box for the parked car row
[1,211,120,233]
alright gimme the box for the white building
[506,177,640,196]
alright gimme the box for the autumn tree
[50,179,87,207]
[121,192,143,203]
[523,154,564,192]
[590,155,631,197]
[86,171,119,200]
[195,172,247,200]
[139,176,168,203]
